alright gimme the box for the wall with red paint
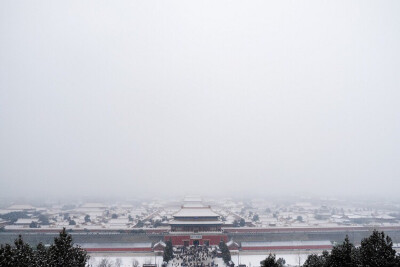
[164,234,228,246]
[241,245,333,251]
[84,247,153,252]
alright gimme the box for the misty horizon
[1,1,399,199]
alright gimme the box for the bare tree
[132,258,140,267]
[98,258,113,267]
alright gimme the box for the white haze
[0,1,399,199]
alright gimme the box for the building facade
[165,197,228,246]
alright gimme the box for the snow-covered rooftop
[173,207,220,218]
[183,203,206,208]
[15,218,38,224]
[169,220,222,225]
[6,205,36,211]
[154,240,166,247]
[80,203,108,209]
[226,240,239,247]
[183,196,202,202]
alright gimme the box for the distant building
[153,240,166,254]
[170,205,222,232]
[226,240,240,252]
[165,197,228,246]
[6,205,36,213]
[14,218,39,226]
[0,219,8,228]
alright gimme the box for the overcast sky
[0,1,399,199]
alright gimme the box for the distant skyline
[1,1,399,199]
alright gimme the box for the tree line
[2,228,399,267]
[0,228,89,267]
[262,230,400,267]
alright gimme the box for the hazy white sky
[0,1,399,199]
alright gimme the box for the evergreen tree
[39,214,50,225]
[219,240,231,264]
[30,221,39,228]
[47,228,89,267]
[303,254,327,267]
[360,230,400,267]
[136,220,144,227]
[0,228,88,267]
[0,244,15,267]
[303,231,400,267]
[252,214,259,221]
[0,235,35,267]
[327,236,360,267]
[261,254,285,267]
[13,235,34,267]
[163,240,174,263]
[35,242,49,267]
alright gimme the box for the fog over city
[1,1,399,200]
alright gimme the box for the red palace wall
[241,245,333,251]
[84,247,153,252]
[164,234,228,246]
[222,226,400,234]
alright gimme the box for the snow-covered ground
[88,255,164,267]
[88,253,311,267]
[232,253,309,267]
[168,256,225,267]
